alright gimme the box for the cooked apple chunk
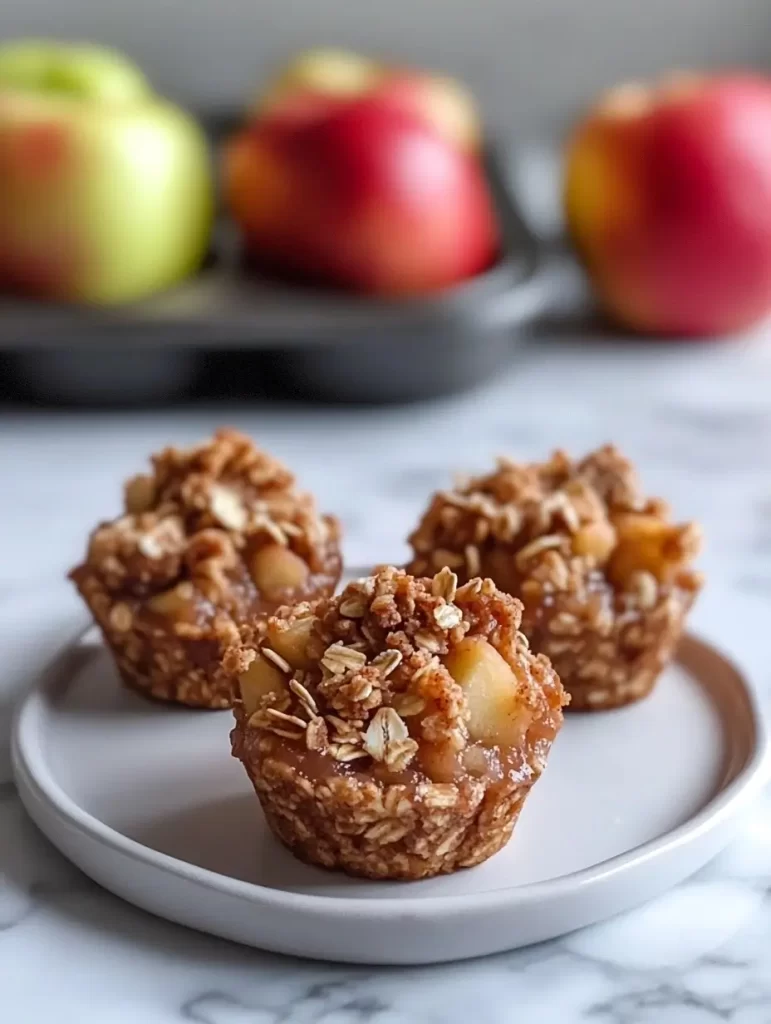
[249,543,310,599]
[265,614,316,669]
[239,653,288,714]
[444,637,531,747]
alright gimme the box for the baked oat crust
[407,445,703,710]
[70,429,342,708]
[225,566,567,879]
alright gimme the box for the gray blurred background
[6,0,771,133]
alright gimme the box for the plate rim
[11,617,771,925]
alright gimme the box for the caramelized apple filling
[608,512,700,585]
[229,566,566,789]
[416,637,553,784]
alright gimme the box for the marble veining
[2,335,771,1022]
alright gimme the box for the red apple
[225,96,498,295]
[257,48,481,153]
[564,73,771,336]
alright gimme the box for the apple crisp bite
[408,445,703,710]
[70,429,342,708]
[225,565,567,880]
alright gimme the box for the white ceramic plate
[11,580,769,965]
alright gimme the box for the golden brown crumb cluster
[226,566,567,879]
[70,429,342,708]
[407,445,703,710]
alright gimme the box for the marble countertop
[3,335,771,1023]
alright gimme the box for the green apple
[0,40,213,303]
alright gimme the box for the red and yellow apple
[564,73,771,336]
[225,95,498,295]
[0,40,213,304]
[255,48,481,153]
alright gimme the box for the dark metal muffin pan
[0,130,552,405]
